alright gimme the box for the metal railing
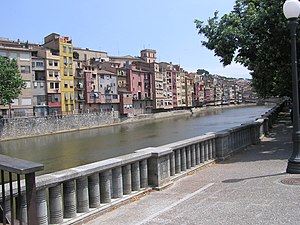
[0,155,43,225]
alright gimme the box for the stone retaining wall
[0,112,119,140]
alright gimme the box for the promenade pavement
[83,111,300,225]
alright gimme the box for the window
[32,62,35,68]
[33,82,38,88]
[25,81,31,88]
[40,82,44,87]
[70,80,74,88]
[49,60,53,66]
[64,56,67,65]
[64,68,68,76]
[70,92,74,100]
[69,57,72,65]
[49,71,54,77]
[92,74,96,79]
[54,71,59,77]
[54,61,59,66]
[19,53,30,61]
[68,47,72,53]
[11,99,18,106]
[0,51,7,57]
[50,83,54,89]
[100,75,104,79]
[64,81,68,88]
[63,45,66,53]
[55,83,59,89]
[9,52,17,59]
[69,68,73,76]
[64,92,69,100]
[22,98,32,106]
[20,65,30,73]
[36,61,44,67]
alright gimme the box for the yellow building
[59,36,74,113]
[43,33,75,114]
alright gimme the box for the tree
[0,56,25,107]
[197,69,210,76]
[195,0,292,98]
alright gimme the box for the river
[0,105,272,175]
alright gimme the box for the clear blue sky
[0,0,250,79]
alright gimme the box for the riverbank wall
[0,103,267,141]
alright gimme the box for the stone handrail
[0,98,287,225]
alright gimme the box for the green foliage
[197,69,210,76]
[0,56,26,106]
[195,0,293,98]
[73,51,79,60]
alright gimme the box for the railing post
[215,130,230,160]
[147,147,173,189]
[25,173,39,225]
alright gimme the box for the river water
[0,105,272,175]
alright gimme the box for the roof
[97,69,117,75]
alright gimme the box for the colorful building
[0,38,34,117]
[43,33,75,114]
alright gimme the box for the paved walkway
[83,111,300,225]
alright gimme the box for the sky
[0,0,251,79]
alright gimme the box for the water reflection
[0,105,271,174]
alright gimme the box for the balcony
[75,83,84,90]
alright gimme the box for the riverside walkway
[83,110,300,225]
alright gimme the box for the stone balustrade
[0,98,287,225]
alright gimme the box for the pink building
[127,65,152,100]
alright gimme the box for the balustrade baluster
[140,159,148,188]
[100,170,111,203]
[180,148,187,171]
[76,177,89,213]
[196,143,200,165]
[49,184,63,224]
[122,164,131,195]
[169,152,175,176]
[175,149,181,174]
[63,180,76,218]
[200,143,204,163]
[112,167,123,199]
[36,189,48,225]
[186,146,191,169]
[88,173,100,208]
[191,144,196,167]
[131,162,140,191]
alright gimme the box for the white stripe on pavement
[135,183,215,225]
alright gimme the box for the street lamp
[283,0,300,173]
